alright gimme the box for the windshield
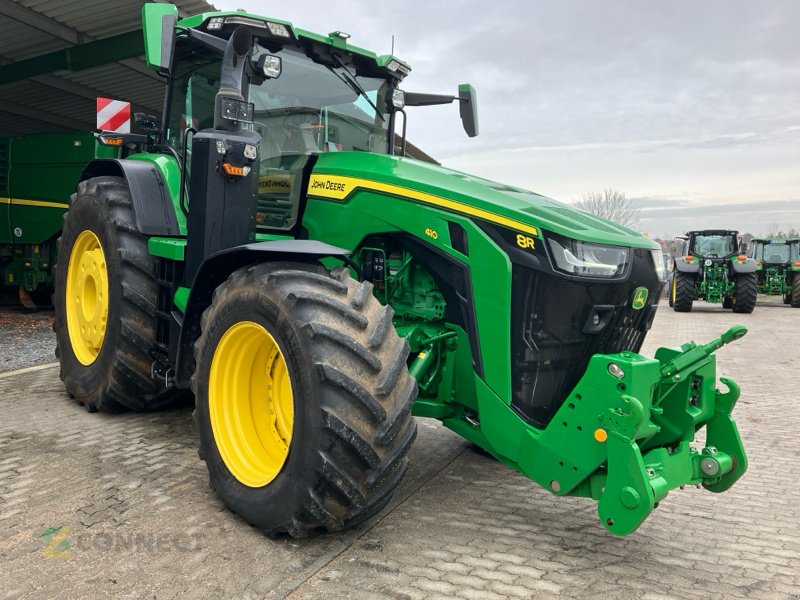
[692,235,736,258]
[250,47,391,158]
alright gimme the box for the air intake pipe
[214,26,253,131]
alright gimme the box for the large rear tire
[54,176,161,412]
[792,274,800,308]
[192,263,418,537]
[671,271,694,312]
[731,272,757,314]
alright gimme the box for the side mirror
[458,84,478,137]
[400,84,480,138]
[134,112,160,130]
[142,3,179,74]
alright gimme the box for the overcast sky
[216,0,799,237]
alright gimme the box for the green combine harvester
[670,230,757,313]
[48,4,748,537]
[748,238,800,306]
[0,134,117,307]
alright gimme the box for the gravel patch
[0,307,56,373]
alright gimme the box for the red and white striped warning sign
[96,97,131,133]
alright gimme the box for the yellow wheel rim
[671,276,677,303]
[65,230,109,366]
[209,321,294,488]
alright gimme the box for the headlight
[391,89,406,109]
[256,53,282,79]
[546,233,629,278]
[650,248,666,280]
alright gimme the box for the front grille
[510,248,660,428]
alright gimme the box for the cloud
[634,198,800,237]
[214,0,800,236]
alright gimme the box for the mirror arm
[404,92,457,107]
[185,27,228,54]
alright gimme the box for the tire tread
[54,175,161,412]
[193,265,417,538]
[672,271,694,312]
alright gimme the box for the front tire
[672,271,694,312]
[192,263,418,537]
[54,176,161,412]
[731,273,757,313]
[792,274,800,308]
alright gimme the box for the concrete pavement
[1,298,798,599]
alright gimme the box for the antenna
[391,35,395,55]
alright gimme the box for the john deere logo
[632,287,648,310]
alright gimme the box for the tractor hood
[311,152,657,250]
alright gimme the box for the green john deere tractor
[670,230,757,313]
[53,4,748,537]
[791,239,800,307]
[748,238,800,305]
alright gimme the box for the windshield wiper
[329,55,384,122]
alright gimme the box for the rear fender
[674,259,700,274]
[174,240,350,387]
[730,258,757,274]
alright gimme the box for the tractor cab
[749,238,792,266]
[686,230,741,262]
[163,21,401,236]
[791,239,800,264]
[159,14,476,239]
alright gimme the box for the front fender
[80,157,182,236]
[174,240,350,387]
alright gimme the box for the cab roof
[686,230,739,236]
[178,10,411,81]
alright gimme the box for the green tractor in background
[51,4,748,538]
[748,238,800,306]
[0,133,117,307]
[792,239,800,307]
[670,230,757,313]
